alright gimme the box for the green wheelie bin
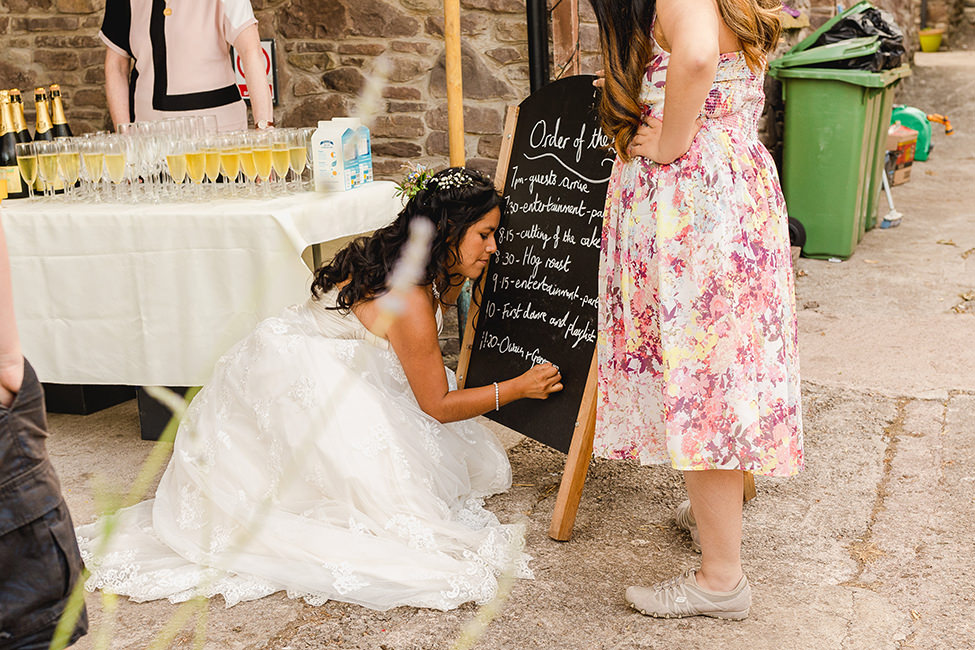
[768,2,910,259]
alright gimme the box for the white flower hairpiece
[431,169,475,190]
[394,164,475,202]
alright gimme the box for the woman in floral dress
[590,0,803,619]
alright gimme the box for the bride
[78,167,562,611]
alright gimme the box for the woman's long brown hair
[589,0,656,161]
[717,0,782,74]
[590,0,782,161]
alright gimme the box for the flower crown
[394,163,475,201]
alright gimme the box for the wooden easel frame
[456,104,599,541]
[456,103,756,543]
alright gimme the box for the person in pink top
[100,0,274,132]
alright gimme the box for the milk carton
[312,120,358,192]
[341,127,359,189]
[355,125,372,184]
[330,118,372,185]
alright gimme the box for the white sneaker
[625,569,751,620]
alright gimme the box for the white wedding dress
[77,288,532,610]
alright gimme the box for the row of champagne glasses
[15,136,128,202]
[118,117,214,201]
[164,127,315,199]
[138,118,316,201]
[14,119,317,202]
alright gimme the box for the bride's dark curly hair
[311,167,502,311]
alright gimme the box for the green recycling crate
[768,2,910,259]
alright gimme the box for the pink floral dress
[595,39,804,477]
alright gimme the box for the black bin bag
[812,7,905,71]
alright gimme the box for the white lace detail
[348,516,370,536]
[252,397,272,433]
[332,340,356,364]
[385,514,437,551]
[177,484,206,531]
[325,562,370,595]
[262,437,284,501]
[458,497,496,530]
[352,423,392,455]
[416,420,443,463]
[380,350,409,385]
[288,376,318,409]
[216,428,232,450]
[265,318,288,335]
[207,524,235,555]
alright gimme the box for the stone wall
[256,0,539,178]
[924,0,967,29]
[0,0,107,135]
[924,0,972,47]
[0,0,924,181]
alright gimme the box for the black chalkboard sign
[458,75,615,454]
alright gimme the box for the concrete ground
[46,50,974,649]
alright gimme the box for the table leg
[43,384,136,415]
[136,386,198,441]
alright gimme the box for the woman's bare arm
[234,25,273,126]
[648,0,720,163]
[376,287,562,423]
[104,48,132,129]
[0,218,23,407]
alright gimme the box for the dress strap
[431,284,444,335]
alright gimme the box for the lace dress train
[77,290,532,610]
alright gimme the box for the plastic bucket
[919,28,944,53]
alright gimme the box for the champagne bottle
[0,91,28,199]
[34,87,54,142]
[9,89,32,144]
[49,84,73,138]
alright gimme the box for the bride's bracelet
[493,382,499,411]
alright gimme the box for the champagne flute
[134,121,164,202]
[186,115,206,141]
[56,137,81,201]
[184,138,207,199]
[251,130,273,197]
[201,114,217,136]
[159,120,184,198]
[116,122,141,200]
[288,128,309,192]
[165,143,187,195]
[218,134,241,192]
[202,136,222,196]
[103,136,127,202]
[270,129,291,193]
[80,136,106,201]
[15,142,37,200]
[301,127,315,190]
[237,132,259,197]
[35,140,59,200]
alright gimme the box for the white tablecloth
[1,182,401,386]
